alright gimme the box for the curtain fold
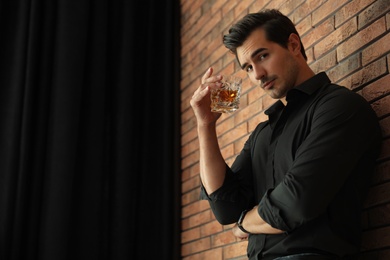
[0,1,181,259]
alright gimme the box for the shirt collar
[286,72,330,102]
[264,72,331,114]
[263,72,331,126]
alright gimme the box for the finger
[203,75,223,87]
[201,67,213,84]
[191,86,207,104]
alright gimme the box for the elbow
[209,200,243,225]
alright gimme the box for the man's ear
[288,33,301,56]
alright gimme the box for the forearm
[233,206,284,239]
[198,123,227,194]
[245,207,284,234]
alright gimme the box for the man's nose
[253,65,266,81]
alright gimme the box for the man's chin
[268,91,282,100]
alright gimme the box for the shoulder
[310,83,379,131]
[314,84,374,115]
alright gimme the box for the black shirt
[200,72,382,259]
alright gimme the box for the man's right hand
[190,67,223,126]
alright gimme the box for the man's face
[237,28,299,99]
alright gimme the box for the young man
[190,9,382,260]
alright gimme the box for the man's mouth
[262,78,275,90]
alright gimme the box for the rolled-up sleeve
[199,123,268,225]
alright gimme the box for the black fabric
[0,1,181,260]
[201,73,382,259]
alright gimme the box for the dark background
[0,0,181,259]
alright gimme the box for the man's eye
[246,66,253,72]
[259,53,268,60]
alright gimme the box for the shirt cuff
[258,189,291,232]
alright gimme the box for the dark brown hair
[223,9,307,61]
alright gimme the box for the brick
[182,175,201,194]
[380,116,390,138]
[181,107,195,126]
[279,0,305,17]
[182,188,201,206]
[181,78,200,102]
[216,116,235,137]
[181,237,211,256]
[182,126,197,146]
[296,15,312,37]
[189,163,200,178]
[223,240,248,259]
[351,57,387,90]
[220,1,237,17]
[362,32,390,65]
[388,53,390,71]
[200,219,224,237]
[233,97,263,126]
[182,139,199,158]
[371,94,390,118]
[248,0,271,13]
[301,17,334,50]
[361,210,369,229]
[182,227,201,243]
[185,209,213,229]
[218,122,248,148]
[185,9,222,47]
[182,152,200,170]
[364,182,390,208]
[225,157,235,167]
[181,116,197,135]
[378,138,390,161]
[337,17,386,62]
[222,51,236,68]
[334,0,375,27]
[305,47,314,64]
[387,13,390,30]
[265,0,285,11]
[313,17,357,60]
[358,0,390,30]
[236,77,256,97]
[327,53,360,84]
[361,74,390,102]
[198,248,223,260]
[247,85,266,104]
[291,0,326,24]
[207,44,230,66]
[368,203,390,228]
[182,167,191,182]
[310,50,337,74]
[234,0,252,18]
[221,143,235,159]
[371,160,390,184]
[211,230,237,247]
[211,0,228,16]
[182,8,202,37]
[311,0,349,26]
[361,226,390,251]
[219,61,235,77]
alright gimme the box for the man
[190,9,381,260]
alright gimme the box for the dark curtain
[0,0,181,259]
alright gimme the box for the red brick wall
[180,1,390,259]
